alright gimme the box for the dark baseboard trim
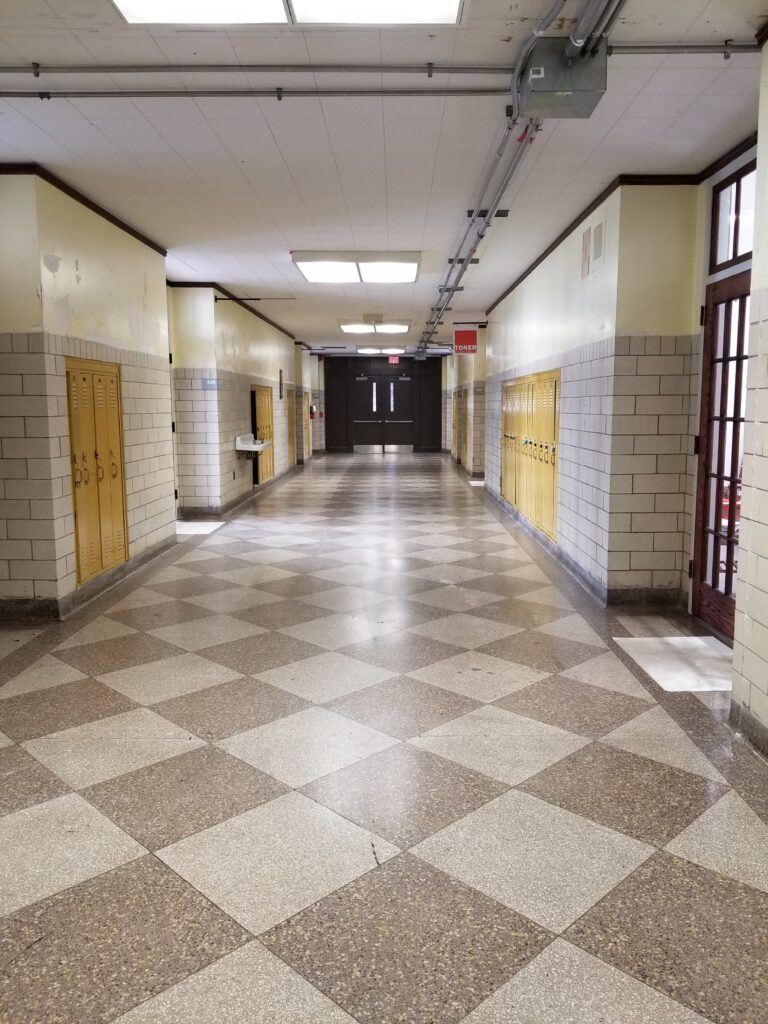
[606,586,686,608]
[0,534,177,623]
[729,701,768,759]
[177,465,302,519]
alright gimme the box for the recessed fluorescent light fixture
[293,251,420,285]
[375,323,409,334]
[358,347,381,355]
[381,347,405,355]
[292,0,462,23]
[340,323,376,334]
[359,261,419,284]
[111,0,287,23]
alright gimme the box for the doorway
[287,389,297,467]
[351,372,415,452]
[251,386,275,484]
[693,269,751,637]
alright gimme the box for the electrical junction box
[519,36,607,119]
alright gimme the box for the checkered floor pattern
[0,455,767,1024]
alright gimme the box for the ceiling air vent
[591,219,606,273]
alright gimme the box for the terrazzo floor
[1,454,767,1024]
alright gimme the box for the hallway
[0,455,767,1024]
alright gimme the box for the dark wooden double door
[352,372,414,449]
[693,270,750,638]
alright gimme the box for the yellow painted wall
[0,176,42,334]
[214,294,295,383]
[169,287,216,367]
[616,186,701,337]
[35,179,169,355]
[296,347,312,390]
[487,188,621,377]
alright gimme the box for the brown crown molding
[0,162,167,257]
[756,20,768,47]
[486,133,759,316]
[167,280,295,340]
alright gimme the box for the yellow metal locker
[66,360,128,585]
[303,392,311,458]
[451,392,458,458]
[287,389,297,466]
[255,386,275,482]
[460,390,469,466]
[499,370,559,541]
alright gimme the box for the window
[710,161,757,273]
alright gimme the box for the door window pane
[737,170,756,256]
[716,183,736,265]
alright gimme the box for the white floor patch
[614,635,732,693]
[176,520,225,535]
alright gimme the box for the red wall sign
[454,327,478,354]
[388,355,400,364]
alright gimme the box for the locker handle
[97,464,105,482]
[74,468,82,487]
[83,467,90,484]
[111,462,118,479]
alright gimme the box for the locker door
[287,390,297,466]
[501,385,515,505]
[92,371,127,569]
[303,392,311,457]
[460,391,469,466]
[451,393,457,457]
[67,369,102,583]
[255,386,275,482]
[540,377,556,539]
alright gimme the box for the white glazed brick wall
[733,285,768,730]
[442,390,452,451]
[311,389,325,452]
[485,335,696,599]
[0,331,175,602]
[174,368,294,513]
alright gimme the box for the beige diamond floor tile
[0,793,144,916]
[55,616,137,650]
[408,651,550,702]
[410,706,589,785]
[0,746,70,816]
[0,654,86,700]
[106,588,174,612]
[409,612,522,649]
[255,651,395,702]
[464,938,709,1024]
[23,708,206,788]
[184,586,285,613]
[515,585,574,609]
[220,706,398,786]
[665,790,768,892]
[560,650,655,700]
[113,942,357,1023]
[534,613,607,649]
[97,652,242,705]
[414,789,653,932]
[148,613,266,652]
[410,586,504,612]
[158,791,398,934]
[212,565,296,586]
[278,612,399,650]
[603,705,726,782]
[299,585,391,612]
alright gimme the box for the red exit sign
[388,355,400,364]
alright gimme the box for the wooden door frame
[692,268,751,638]
[65,357,129,585]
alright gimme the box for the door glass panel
[390,381,395,413]
[725,362,737,418]
[737,170,756,256]
[714,303,726,357]
[372,382,377,413]
[712,361,723,413]
[728,299,741,357]
[716,183,736,265]
[722,420,734,482]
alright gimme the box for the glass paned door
[693,270,750,637]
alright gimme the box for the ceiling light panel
[358,347,381,355]
[341,323,376,334]
[295,261,361,284]
[112,0,288,23]
[292,0,462,23]
[375,323,409,334]
[381,347,405,355]
[359,261,419,284]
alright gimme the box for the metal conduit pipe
[609,42,760,55]
[584,0,629,55]
[0,87,511,99]
[564,0,613,61]
[0,62,515,76]
[419,120,539,349]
